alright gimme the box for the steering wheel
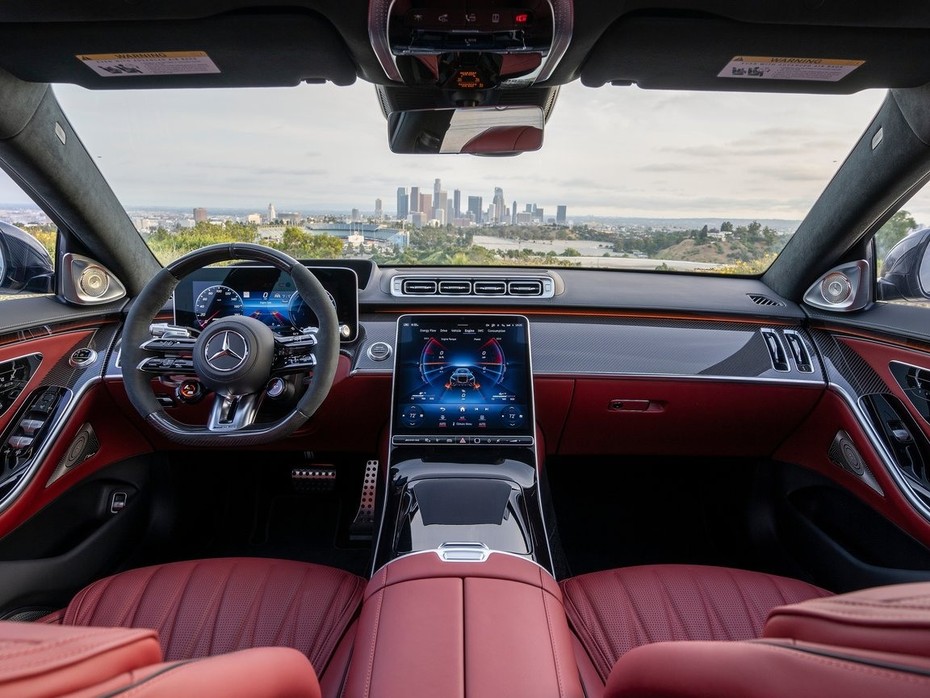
[121,243,339,446]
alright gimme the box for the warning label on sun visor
[77,51,220,77]
[718,56,863,82]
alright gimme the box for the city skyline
[0,81,902,222]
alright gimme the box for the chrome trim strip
[372,547,556,579]
[829,383,930,523]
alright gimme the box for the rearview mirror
[387,106,544,155]
[877,226,930,301]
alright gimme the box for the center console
[373,314,552,572]
[346,315,581,697]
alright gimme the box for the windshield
[22,82,888,272]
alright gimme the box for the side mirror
[387,106,544,155]
[0,221,54,294]
[876,226,930,301]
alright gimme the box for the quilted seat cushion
[561,564,831,681]
[57,557,365,673]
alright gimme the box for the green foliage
[147,221,259,264]
[270,226,344,259]
[21,225,56,258]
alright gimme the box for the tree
[720,221,733,232]
[875,209,918,263]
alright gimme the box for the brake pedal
[349,460,378,541]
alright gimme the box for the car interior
[2,1,930,697]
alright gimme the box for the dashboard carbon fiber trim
[354,315,825,383]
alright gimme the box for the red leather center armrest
[345,552,584,698]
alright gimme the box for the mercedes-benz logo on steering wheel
[204,330,249,372]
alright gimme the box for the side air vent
[783,330,813,373]
[760,328,789,372]
[391,275,555,298]
[747,293,785,307]
[401,279,438,295]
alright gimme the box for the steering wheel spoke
[206,392,261,431]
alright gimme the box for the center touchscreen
[391,315,534,446]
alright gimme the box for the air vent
[508,280,543,296]
[474,281,507,295]
[783,330,813,373]
[747,293,785,307]
[438,280,471,295]
[391,275,555,298]
[402,279,437,295]
[760,328,789,372]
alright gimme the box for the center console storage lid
[346,551,583,698]
[765,581,930,658]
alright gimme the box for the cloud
[42,81,887,219]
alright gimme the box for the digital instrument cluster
[173,265,358,340]
[391,315,534,446]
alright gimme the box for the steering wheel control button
[176,380,204,404]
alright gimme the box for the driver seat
[42,558,365,677]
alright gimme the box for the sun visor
[581,16,930,93]
[0,11,357,88]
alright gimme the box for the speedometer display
[194,285,243,327]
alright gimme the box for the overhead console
[370,0,573,89]
[375,314,550,573]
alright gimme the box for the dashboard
[172,264,359,340]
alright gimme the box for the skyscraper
[433,178,441,203]
[193,207,207,223]
[468,196,483,223]
[268,203,276,222]
[556,205,567,225]
[435,190,448,221]
[375,198,383,219]
[492,187,505,223]
[512,200,517,225]
[420,193,432,217]
[453,189,461,218]
[396,187,409,220]
[410,186,420,212]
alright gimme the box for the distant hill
[572,215,800,234]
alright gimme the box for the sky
[0,79,909,222]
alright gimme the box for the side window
[0,170,55,298]
[875,184,930,307]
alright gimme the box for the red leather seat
[0,620,322,698]
[560,564,831,684]
[45,557,365,677]
[604,581,930,698]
